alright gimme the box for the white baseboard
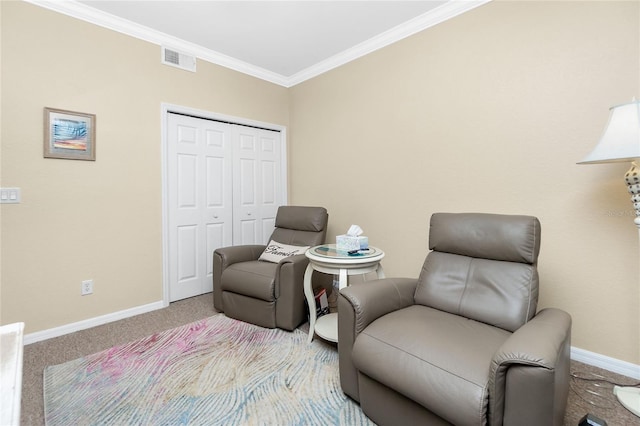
[23,300,166,345]
[22,305,640,381]
[571,346,640,380]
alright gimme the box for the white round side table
[303,244,385,343]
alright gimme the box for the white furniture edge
[23,300,164,345]
[314,314,339,343]
[1,322,24,426]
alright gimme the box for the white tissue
[347,224,363,237]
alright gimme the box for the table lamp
[578,98,640,417]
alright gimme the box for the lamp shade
[579,99,640,164]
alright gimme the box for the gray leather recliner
[338,212,571,426]
[213,206,328,331]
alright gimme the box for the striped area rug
[43,314,373,426]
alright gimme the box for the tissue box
[336,235,369,252]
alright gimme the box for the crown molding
[24,0,290,86]
[287,0,491,86]
[25,0,490,88]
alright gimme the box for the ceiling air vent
[161,46,196,72]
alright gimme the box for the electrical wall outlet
[81,279,93,295]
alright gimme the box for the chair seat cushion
[351,305,511,425]
[220,260,278,301]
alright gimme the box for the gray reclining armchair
[213,206,328,331]
[338,212,571,426]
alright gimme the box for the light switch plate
[0,188,21,204]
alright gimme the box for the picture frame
[44,107,96,161]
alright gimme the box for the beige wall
[2,0,639,366]
[290,1,640,364]
[0,2,289,332]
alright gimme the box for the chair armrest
[338,278,417,401]
[274,254,309,298]
[277,253,307,267]
[273,254,310,330]
[489,308,572,426]
[339,278,418,335]
[212,245,266,311]
[214,245,266,266]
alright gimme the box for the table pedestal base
[314,313,338,343]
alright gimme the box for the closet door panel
[167,113,284,302]
[206,223,224,278]
[258,130,281,240]
[233,127,260,245]
[168,114,231,301]
[177,225,198,282]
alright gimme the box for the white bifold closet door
[167,113,283,302]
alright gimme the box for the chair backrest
[269,206,328,247]
[415,212,541,332]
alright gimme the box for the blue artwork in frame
[44,107,96,161]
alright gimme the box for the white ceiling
[28,1,489,87]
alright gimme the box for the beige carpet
[21,293,639,425]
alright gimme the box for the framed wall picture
[44,107,96,161]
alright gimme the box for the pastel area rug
[43,314,373,426]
